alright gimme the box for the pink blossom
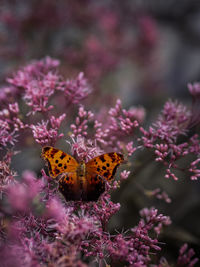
[70,106,94,138]
[152,100,191,143]
[0,159,16,195]
[7,56,60,88]
[120,170,130,180]
[150,188,172,203]
[0,86,19,106]
[23,72,58,114]
[7,57,61,114]
[104,207,171,266]
[177,243,199,267]
[7,171,43,212]
[61,72,92,104]
[70,136,104,162]
[0,102,25,149]
[30,114,66,146]
[189,158,200,180]
[188,82,200,97]
[95,99,139,150]
[139,100,200,181]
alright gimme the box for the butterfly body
[42,146,124,201]
[76,162,86,177]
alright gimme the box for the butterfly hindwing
[58,173,82,201]
[85,173,105,201]
[86,152,124,182]
[42,146,78,178]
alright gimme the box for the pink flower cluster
[7,57,91,115]
[94,99,141,154]
[0,102,25,149]
[31,114,66,147]
[140,99,200,180]
[62,72,91,104]
[177,243,199,267]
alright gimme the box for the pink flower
[188,82,200,97]
[120,170,130,180]
[7,171,43,212]
[0,159,16,195]
[7,57,61,115]
[95,99,139,150]
[0,102,24,149]
[150,188,172,203]
[139,100,200,181]
[70,136,104,162]
[189,158,200,180]
[177,243,199,267]
[30,114,66,146]
[7,56,60,88]
[23,72,58,114]
[61,72,92,104]
[70,106,94,138]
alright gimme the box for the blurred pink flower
[177,243,199,267]
[188,82,200,97]
[61,72,92,104]
[7,171,43,212]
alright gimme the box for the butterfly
[42,146,124,201]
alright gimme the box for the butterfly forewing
[86,152,124,182]
[42,146,78,178]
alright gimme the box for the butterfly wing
[84,173,105,201]
[58,172,82,201]
[42,146,78,178]
[86,152,124,182]
[83,153,124,201]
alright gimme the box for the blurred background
[1,0,200,264]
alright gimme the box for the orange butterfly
[42,146,124,201]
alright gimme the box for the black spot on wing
[51,148,58,154]
[109,153,117,163]
[103,171,110,178]
[99,155,106,162]
[49,148,58,158]
[60,152,66,159]
[43,146,51,153]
